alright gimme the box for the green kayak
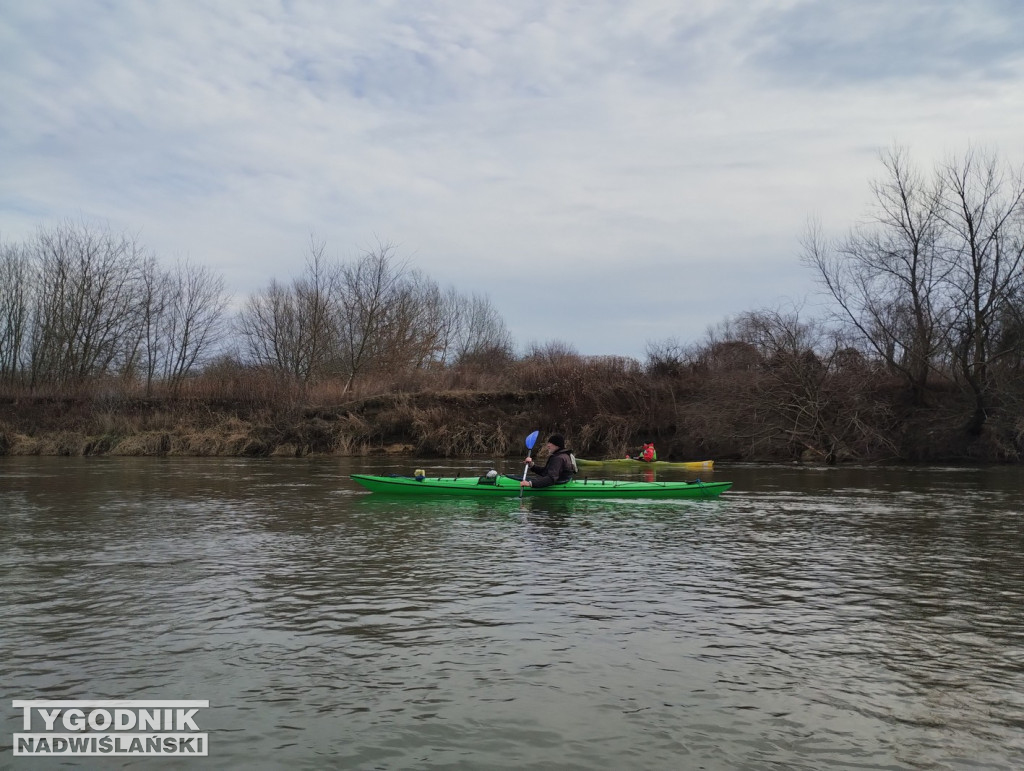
[350,474,731,499]
[576,458,715,471]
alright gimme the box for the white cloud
[2,0,1023,357]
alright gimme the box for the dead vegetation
[1,332,1021,463]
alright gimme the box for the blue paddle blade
[525,430,539,450]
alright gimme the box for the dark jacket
[529,448,574,488]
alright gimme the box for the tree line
[633,145,1024,460]
[0,226,512,396]
[0,222,228,393]
[236,237,513,394]
[2,144,1023,462]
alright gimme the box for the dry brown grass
[2,348,1022,461]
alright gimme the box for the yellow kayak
[576,458,714,471]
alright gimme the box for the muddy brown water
[2,457,1022,769]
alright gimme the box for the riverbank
[0,392,548,459]
[1,387,1021,464]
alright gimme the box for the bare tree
[0,239,33,385]
[416,286,514,368]
[936,147,1024,433]
[334,241,417,394]
[161,259,229,393]
[370,269,447,372]
[452,292,514,365]
[427,285,463,366]
[293,237,340,381]
[803,146,950,404]
[135,253,172,395]
[524,339,579,362]
[27,221,146,387]
[236,238,339,384]
[237,279,304,378]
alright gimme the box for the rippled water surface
[2,457,1023,769]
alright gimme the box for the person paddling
[626,442,657,462]
[520,434,576,488]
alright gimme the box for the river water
[1,457,1022,769]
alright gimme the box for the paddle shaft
[521,431,539,499]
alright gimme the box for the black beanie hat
[547,434,565,449]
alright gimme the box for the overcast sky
[2,0,1022,358]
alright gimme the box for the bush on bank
[1,344,1022,463]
